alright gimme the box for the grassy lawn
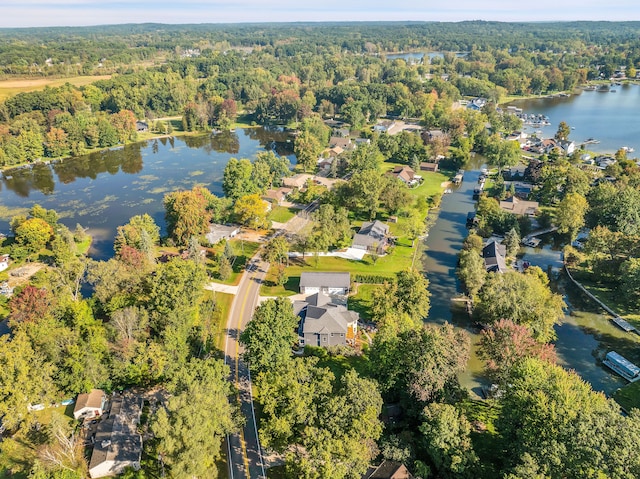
[207,240,261,286]
[203,290,234,353]
[612,381,640,412]
[577,278,640,328]
[76,235,92,255]
[268,205,298,223]
[260,242,414,296]
[0,75,112,101]
[349,283,378,321]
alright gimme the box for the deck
[611,316,638,333]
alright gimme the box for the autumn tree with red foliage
[478,318,557,384]
[8,285,54,325]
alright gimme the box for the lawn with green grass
[304,346,371,380]
[203,290,234,353]
[612,381,640,412]
[575,276,640,328]
[260,240,414,296]
[207,240,261,286]
[268,205,298,223]
[349,283,378,320]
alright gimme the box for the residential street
[224,255,269,479]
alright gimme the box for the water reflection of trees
[182,132,241,154]
[54,143,144,184]
[2,163,56,198]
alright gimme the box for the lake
[509,83,640,154]
[0,128,295,259]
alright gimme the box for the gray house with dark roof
[89,392,143,478]
[352,220,389,253]
[294,293,358,347]
[482,241,507,273]
[299,272,351,296]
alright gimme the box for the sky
[1,0,639,28]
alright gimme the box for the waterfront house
[74,389,106,420]
[482,241,508,273]
[557,140,576,156]
[88,392,143,478]
[388,165,418,186]
[294,293,358,348]
[499,196,539,217]
[352,220,390,254]
[504,165,527,180]
[329,136,353,151]
[299,272,351,296]
[135,121,148,133]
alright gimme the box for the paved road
[224,255,269,479]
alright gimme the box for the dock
[611,316,638,333]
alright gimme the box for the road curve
[224,255,269,479]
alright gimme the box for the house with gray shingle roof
[294,293,358,347]
[482,240,507,274]
[352,220,390,254]
[88,392,143,478]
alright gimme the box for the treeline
[2,22,640,167]
[2,21,640,75]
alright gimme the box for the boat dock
[611,316,638,333]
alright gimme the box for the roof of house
[420,162,439,171]
[75,389,105,413]
[482,241,508,273]
[89,393,143,475]
[283,173,313,189]
[299,272,351,290]
[499,196,539,216]
[363,460,413,479]
[353,220,389,248]
[389,165,416,184]
[295,293,359,337]
[205,224,239,244]
[263,187,292,202]
[329,137,352,149]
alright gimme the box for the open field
[0,75,112,100]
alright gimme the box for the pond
[0,127,295,259]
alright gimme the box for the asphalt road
[224,255,269,479]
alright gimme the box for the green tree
[114,214,160,255]
[14,217,54,254]
[222,157,258,200]
[420,403,478,478]
[503,227,520,257]
[233,193,270,230]
[240,297,298,374]
[263,236,290,265]
[457,248,486,297]
[555,120,571,141]
[294,129,322,172]
[476,269,565,343]
[0,331,53,429]
[151,358,235,479]
[164,187,212,246]
[556,192,588,241]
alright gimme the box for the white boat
[622,146,635,153]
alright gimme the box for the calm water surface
[509,83,640,154]
[0,128,294,259]
[421,157,638,397]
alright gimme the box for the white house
[299,272,351,296]
[73,389,106,420]
[0,255,9,272]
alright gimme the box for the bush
[354,274,394,284]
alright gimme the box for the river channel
[0,127,295,259]
[420,148,640,398]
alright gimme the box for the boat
[622,146,635,153]
[444,188,453,194]
[584,138,600,144]
[523,238,541,247]
[603,351,640,382]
